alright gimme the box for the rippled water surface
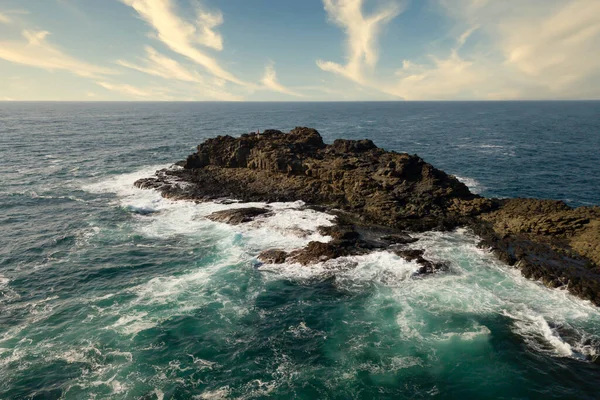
[1,101,600,399]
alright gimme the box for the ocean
[1,101,600,399]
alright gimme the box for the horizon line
[1,99,600,103]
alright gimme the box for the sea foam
[81,166,600,363]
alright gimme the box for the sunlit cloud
[321,0,600,100]
[121,0,248,86]
[0,29,116,78]
[433,0,600,98]
[117,46,244,100]
[261,62,303,97]
[388,26,494,100]
[117,46,204,83]
[96,81,173,99]
[96,79,243,101]
[317,0,404,84]
[0,12,11,24]
[495,0,600,94]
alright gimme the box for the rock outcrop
[137,127,486,231]
[135,127,600,305]
[206,207,270,225]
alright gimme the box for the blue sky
[1,0,599,101]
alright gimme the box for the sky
[0,0,599,101]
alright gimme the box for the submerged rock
[206,207,270,225]
[393,249,448,275]
[257,249,288,264]
[135,127,600,305]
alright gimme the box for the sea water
[1,101,600,399]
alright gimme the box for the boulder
[206,207,270,225]
[258,249,288,264]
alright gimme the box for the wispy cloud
[116,46,243,100]
[432,0,600,98]
[0,8,29,24]
[316,0,404,84]
[0,12,11,24]
[96,81,172,99]
[0,29,116,78]
[96,79,243,101]
[117,46,204,83]
[495,0,600,94]
[261,62,303,97]
[388,26,492,100]
[321,0,600,100]
[121,0,247,86]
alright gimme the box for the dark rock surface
[257,249,288,264]
[136,127,482,231]
[392,249,448,275]
[206,207,270,225]
[135,127,600,304]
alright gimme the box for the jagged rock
[206,207,270,225]
[137,127,477,231]
[258,249,288,264]
[380,233,419,245]
[287,240,368,265]
[135,127,600,305]
[318,225,361,241]
[393,249,448,275]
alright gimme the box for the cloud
[321,0,600,99]
[494,0,600,94]
[261,62,303,97]
[403,0,600,99]
[117,46,204,83]
[121,0,248,86]
[0,9,28,24]
[96,79,243,101]
[317,0,404,84]
[116,46,244,100]
[0,30,116,78]
[196,7,224,50]
[388,26,498,100]
[0,12,11,24]
[392,52,490,100]
[96,81,172,99]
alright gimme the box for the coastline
[135,127,600,305]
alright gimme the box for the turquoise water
[1,102,600,399]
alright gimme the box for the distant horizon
[1,0,599,102]
[1,99,600,103]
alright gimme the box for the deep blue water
[1,101,600,399]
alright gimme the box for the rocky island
[135,127,600,305]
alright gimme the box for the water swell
[2,164,600,398]
[84,167,600,363]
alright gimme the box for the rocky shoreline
[135,127,600,305]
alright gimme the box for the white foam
[455,175,485,194]
[258,251,420,290]
[390,229,600,360]
[83,166,334,252]
[195,386,230,399]
[82,164,173,197]
[438,324,491,341]
[109,312,157,336]
[389,356,424,370]
[79,167,600,364]
[503,308,573,357]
